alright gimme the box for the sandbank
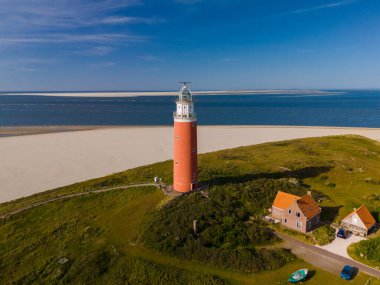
[0,89,341,97]
[1,125,380,203]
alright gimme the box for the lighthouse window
[175,161,179,165]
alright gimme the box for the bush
[312,225,335,245]
[350,237,380,267]
[140,179,303,272]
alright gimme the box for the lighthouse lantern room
[173,82,198,193]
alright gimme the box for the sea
[1,90,380,127]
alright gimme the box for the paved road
[277,232,380,278]
[0,183,159,219]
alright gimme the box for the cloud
[77,46,114,56]
[18,67,39,72]
[0,57,57,67]
[0,0,161,53]
[89,61,116,68]
[283,0,356,15]
[0,0,156,30]
[138,55,165,62]
[98,16,165,25]
[0,34,147,45]
[220,57,240,62]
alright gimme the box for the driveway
[317,229,366,259]
[276,232,380,278]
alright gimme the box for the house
[271,191,322,233]
[341,205,376,236]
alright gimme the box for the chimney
[307,191,312,196]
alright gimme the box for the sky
[0,0,379,91]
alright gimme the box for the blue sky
[0,0,379,91]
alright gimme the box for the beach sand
[1,125,380,203]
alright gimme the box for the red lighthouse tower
[173,82,198,193]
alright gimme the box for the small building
[341,205,376,236]
[271,191,322,233]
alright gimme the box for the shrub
[350,237,380,267]
[140,179,303,272]
[312,225,335,245]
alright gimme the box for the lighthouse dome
[179,84,192,101]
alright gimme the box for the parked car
[340,265,354,280]
[337,228,349,239]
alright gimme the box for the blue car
[340,265,354,280]
[337,228,349,239]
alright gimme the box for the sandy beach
[1,125,380,203]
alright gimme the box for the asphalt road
[276,232,380,278]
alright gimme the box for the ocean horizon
[1,90,380,127]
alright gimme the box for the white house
[341,205,376,236]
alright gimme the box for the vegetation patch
[312,225,336,245]
[1,135,380,284]
[139,179,313,272]
[348,237,380,268]
[271,224,315,244]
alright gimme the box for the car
[337,228,349,239]
[340,265,354,280]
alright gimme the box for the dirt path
[0,183,159,219]
[277,232,380,278]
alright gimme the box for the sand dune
[1,125,380,203]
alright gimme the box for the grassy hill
[0,135,379,284]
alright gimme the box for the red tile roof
[272,191,321,219]
[342,205,376,230]
[297,194,321,219]
[273,191,300,209]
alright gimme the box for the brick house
[271,191,322,233]
[341,205,376,236]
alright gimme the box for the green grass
[348,232,380,269]
[270,223,336,246]
[1,135,380,284]
[312,225,336,245]
[270,223,316,244]
[139,180,302,273]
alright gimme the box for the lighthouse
[173,82,198,193]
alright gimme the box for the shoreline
[2,124,380,137]
[1,125,380,203]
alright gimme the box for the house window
[315,216,319,224]
[296,212,301,217]
[288,209,292,214]
[284,218,287,224]
[296,221,302,229]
